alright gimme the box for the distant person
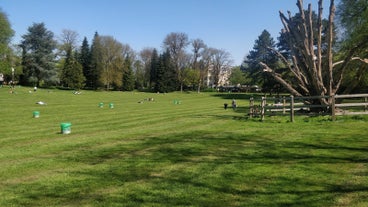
[232,99,237,110]
[0,73,3,87]
[9,80,15,93]
[34,86,37,92]
[224,103,228,110]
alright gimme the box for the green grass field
[0,86,367,206]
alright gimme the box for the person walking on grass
[232,99,237,110]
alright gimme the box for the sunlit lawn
[0,86,367,206]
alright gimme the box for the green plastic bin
[33,111,40,118]
[60,122,72,134]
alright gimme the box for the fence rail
[249,94,368,122]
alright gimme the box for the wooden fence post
[331,94,336,121]
[282,96,286,114]
[290,95,294,122]
[261,97,266,121]
[249,97,254,118]
[365,97,367,112]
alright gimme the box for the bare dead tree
[260,0,367,109]
[59,29,79,55]
[210,48,233,87]
[191,38,206,92]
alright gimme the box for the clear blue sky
[1,0,331,66]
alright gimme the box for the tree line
[0,13,233,92]
[1,0,368,95]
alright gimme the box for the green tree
[99,36,124,90]
[20,22,58,87]
[163,32,189,92]
[90,32,103,89]
[0,9,14,81]
[61,47,85,90]
[337,0,368,47]
[155,50,178,93]
[190,38,207,92]
[122,56,134,91]
[242,30,278,92]
[336,0,368,93]
[182,68,200,90]
[133,59,145,90]
[149,49,159,89]
[229,66,249,86]
[79,37,92,88]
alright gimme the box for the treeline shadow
[10,128,367,206]
[211,92,262,100]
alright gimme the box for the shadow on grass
[211,92,262,100]
[6,129,368,206]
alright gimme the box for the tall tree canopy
[336,0,368,93]
[20,22,57,86]
[122,56,135,91]
[0,9,14,80]
[210,48,232,87]
[154,50,178,93]
[89,32,104,89]
[99,36,124,90]
[163,32,189,91]
[139,47,155,88]
[78,37,92,88]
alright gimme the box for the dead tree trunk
[261,0,368,112]
[260,0,334,111]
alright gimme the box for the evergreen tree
[133,60,145,90]
[20,22,58,86]
[61,47,85,90]
[242,30,280,93]
[90,32,103,89]
[79,37,92,89]
[154,53,166,93]
[149,49,159,89]
[154,50,178,93]
[122,56,135,91]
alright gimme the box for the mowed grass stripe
[1,87,367,206]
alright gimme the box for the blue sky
[1,0,331,66]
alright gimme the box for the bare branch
[260,62,303,97]
[333,57,368,67]
[266,46,309,93]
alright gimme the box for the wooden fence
[249,94,368,122]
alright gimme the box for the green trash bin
[60,122,72,134]
[99,102,104,108]
[33,111,40,118]
[109,103,114,109]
